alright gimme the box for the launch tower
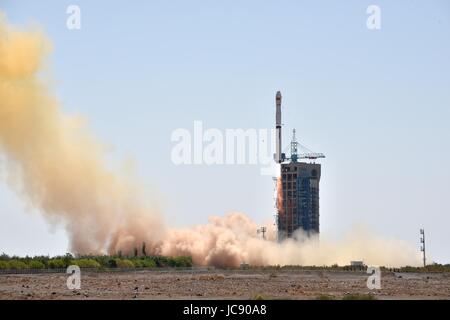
[273,92,325,241]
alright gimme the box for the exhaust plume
[0,13,166,254]
[161,212,421,267]
[0,14,422,267]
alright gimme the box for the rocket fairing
[276,91,282,127]
[274,91,283,163]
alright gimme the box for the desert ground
[1,269,450,300]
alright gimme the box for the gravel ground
[1,269,450,300]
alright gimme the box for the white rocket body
[275,91,283,163]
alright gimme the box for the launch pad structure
[273,91,325,241]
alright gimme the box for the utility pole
[420,228,426,267]
[257,226,267,240]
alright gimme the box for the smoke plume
[0,14,422,267]
[0,13,166,254]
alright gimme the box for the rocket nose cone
[276,91,282,104]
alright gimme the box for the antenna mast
[257,226,267,240]
[420,228,426,267]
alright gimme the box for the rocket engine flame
[0,14,422,268]
[276,177,284,216]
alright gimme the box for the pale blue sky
[1,1,449,263]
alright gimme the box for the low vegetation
[1,252,449,272]
[342,294,377,300]
[316,294,335,300]
[382,264,450,273]
[0,253,192,270]
[243,264,450,273]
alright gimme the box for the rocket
[274,91,283,163]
